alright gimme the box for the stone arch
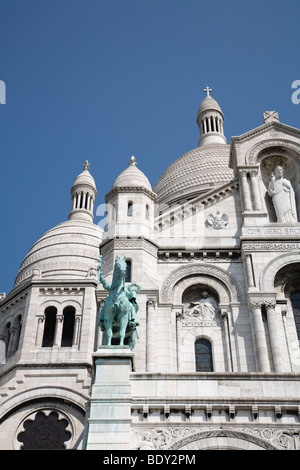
[0,387,87,422]
[168,428,280,450]
[161,264,242,304]
[0,387,87,450]
[260,252,300,292]
[249,140,300,222]
[246,138,300,166]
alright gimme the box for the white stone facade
[1,92,300,450]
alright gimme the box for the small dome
[72,160,97,191]
[112,156,152,191]
[14,220,103,286]
[198,95,223,116]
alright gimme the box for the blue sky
[0,0,299,294]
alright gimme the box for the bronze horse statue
[97,255,140,350]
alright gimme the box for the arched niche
[274,263,300,340]
[161,264,241,305]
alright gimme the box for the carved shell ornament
[206,211,229,229]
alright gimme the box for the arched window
[127,201,133,217]
[61,306,75,347]
[195,338,213,372]
[125,260,132,283]
[42,307,57,347]
[291,292,300,340]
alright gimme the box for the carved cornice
[105,186,157,202]
[100,238,158,258]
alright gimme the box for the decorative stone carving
[206,211,229,229]
[132,426,296,450]
[182,291,221,327]
[268,166,298,223]
[161,264,241,304]
[263,111,279,123]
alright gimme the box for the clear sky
[0,0,299,295]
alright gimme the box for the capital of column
[147,299,156,309]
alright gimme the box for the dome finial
[83,160,90,171]
[203,85,212,97]
[129,156,137,166]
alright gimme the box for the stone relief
[182,290,221,326]
[268,165,298,223]
[132,426,298,450]
[206,211,229,229]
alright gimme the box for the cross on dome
[83,160,90,171]
[129,156,137,166]
[203,86,212,97]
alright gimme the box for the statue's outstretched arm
[97,256,111,291]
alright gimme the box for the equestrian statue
[97,255,140,350]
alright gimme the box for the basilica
[1,89,300,450]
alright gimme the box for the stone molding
[105,185,157,202]
[160,263,242,304]
[155,180,238,232]
[243,242,300,252]
[260,251,300,291]
[246,138,300,166]
[100,238,158,258]
[133,425,297,450]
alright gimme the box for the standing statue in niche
[97,255,140,350]
[268,166,298,223]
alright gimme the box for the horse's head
[114,255,127,279]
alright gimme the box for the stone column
[84,346,134,450]
[249,169,262,211]
[176,312,183,372]
[6,327,17,357]
[245,253,255,288]
[53,314,64,347]
[0,335,6,363]
[239,170,252,211]
[146,299,155,372]
[221,310,233,372]
[250,300,270,372]
[265,300,284,373]
[72,315,81,347]
[35,315,45,346]
[281,307,292,372]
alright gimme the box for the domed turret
[68,161,97,223]
[197,87,227,147]
[104,157,156,241]
[112,156,152,191]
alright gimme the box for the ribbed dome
[72,161,97,191]
[15,220,103,286]
[154,144,233,206]
[112,156,152,191]
[198,95,223,116]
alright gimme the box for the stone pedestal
[84,346,134,450]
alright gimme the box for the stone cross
[129,156,137,166]
[203,86,212,97]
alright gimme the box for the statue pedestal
[83,346,134,450]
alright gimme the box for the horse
[98,255,139,350]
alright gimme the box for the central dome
[154,144,233,206]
